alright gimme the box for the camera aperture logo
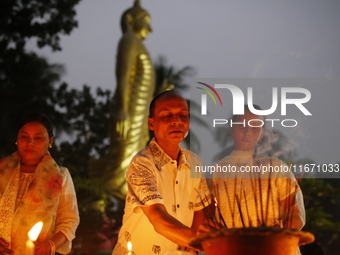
[196,82,223,115]
[196,82,312,128]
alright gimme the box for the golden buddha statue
[90,0,155,200]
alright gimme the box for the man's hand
[197,219,222,235]
[141,204,198,250]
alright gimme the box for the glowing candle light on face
[127,241,132,255]
[26,222,43,255]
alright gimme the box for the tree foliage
[51,85,111,177]
[154,55,196,95]
[0,52,69,157]
[0,0,80,52]
[299,178,340,255]
[0,0,81,156]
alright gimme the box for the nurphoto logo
[196,82,312,128]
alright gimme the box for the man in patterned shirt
[112,90,210,255]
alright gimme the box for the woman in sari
[0,113,79,255]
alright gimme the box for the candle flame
[214,197,218,207]
[28,222,43,241]
[127,241,132,251]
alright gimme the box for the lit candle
[26,222,43,255]
[214,197,218,207]
[127,241,132,255]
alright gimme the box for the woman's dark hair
[17,113,54,138]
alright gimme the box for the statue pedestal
[190,227,314,255]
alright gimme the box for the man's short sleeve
[126,161,163,213]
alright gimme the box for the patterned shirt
[211,150,305,229]
[112,139,210,255]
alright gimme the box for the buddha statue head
[121,0,152,39]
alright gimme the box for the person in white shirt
[112,91,210,255]
[211,104,305,229]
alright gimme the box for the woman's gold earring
[15,141,17,145]
[49,144,52,148]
